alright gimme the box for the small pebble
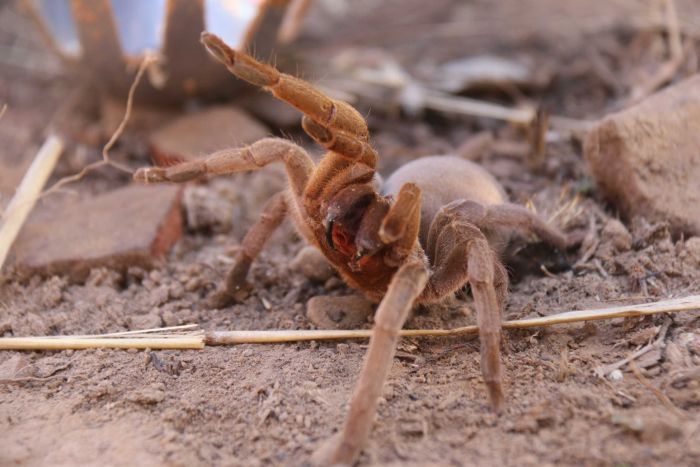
[291,246,335,282]
[306,295,374,329]
[601,219,632,251]
[609,369,623,381]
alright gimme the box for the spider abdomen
[382,156,507,244]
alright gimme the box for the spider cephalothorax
[134,32,569,466]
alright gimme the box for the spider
[134,32,570,466]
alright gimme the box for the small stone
[306,295,374,330]
[168,282,185,300]
[0,321,12,335]
[323,276,344,291]
[682,237,700,267]
[640,418,682,443]
[129,313,162,330]
[183,180,240,233]
[611,413,644,433]
[162,310,178,327]
[149,285,170,307]
[0,355,32,379]
[11,185,183,282]
[608,369,623,381]
[291,246,335,282]
[678,332,699,355]
[184,277,202,292]
[601,219,632,251]
[584,75,700,235]
[126,383,166,405]
[149,106,268,166]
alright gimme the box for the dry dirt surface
[1,1,700,466]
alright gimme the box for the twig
[209,295,699,344]
[41,53,157,199]
[1,295,697,350]
[421,90,535,124]
[325,68,593,133]
[629,358,688,419]
[0,134,64,270]
[527,107,549,169]
[102,54,158,167]
[594,319,670,378]
[0,375,64,385]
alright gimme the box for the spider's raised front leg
[133,138,313,308]
[134,138,314,197]
[200,33,377,213]
[209,191,288,308]
[421,203,510,411]
[312,259,429,466]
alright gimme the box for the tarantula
[134,32,569,466]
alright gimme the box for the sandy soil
[1,1,699,466]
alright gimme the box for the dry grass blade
[629,359,688,420]
[594,319,670,377]
[207,294,700,344]
[0,325,205,350]
[0,134,64,270]
[421,91,535,124]
[0,337,204,350]
[1,295,697,350]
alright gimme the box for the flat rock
[12,184,182,281]
[149,106,268,166]
[584,76,700,235]
[306,295,374,329]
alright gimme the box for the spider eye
[325,219,336,251]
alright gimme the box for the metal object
[27,0,297,105]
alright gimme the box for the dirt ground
[1,1,700,466]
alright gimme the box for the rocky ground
[1,1,699,466]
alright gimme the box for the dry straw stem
[0,134,64,270]
[1,295,697,350]
[206,294,700,344]
[0,325,205,350]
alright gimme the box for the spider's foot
[486,381,505,413]
[311,432,354,467]
[207,283,253,309]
